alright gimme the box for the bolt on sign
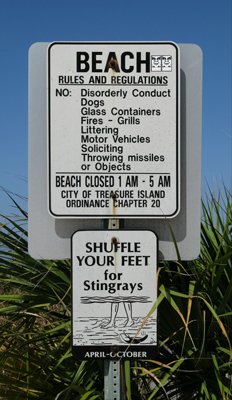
[72,230,157,359]
[48,42,180,218]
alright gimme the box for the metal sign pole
[104,218,126,400]
[104,359,121,400]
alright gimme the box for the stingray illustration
[120,331,148,344]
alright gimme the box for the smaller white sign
[72,230,157,359]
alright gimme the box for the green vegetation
[0,188,231,399]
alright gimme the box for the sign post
[29,40,202,398]
[54,42,176,397]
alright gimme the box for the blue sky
[0,0,231,216]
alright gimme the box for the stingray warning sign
[72,230,158,359]
[48,42,180,218]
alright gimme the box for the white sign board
[48,42,180,218]
[72,230,157,359]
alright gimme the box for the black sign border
[71,229,159,360]
[48,42,179,219]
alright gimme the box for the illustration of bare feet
[100,303,134,328]
[100,320,116,328]
[100,304,119,328]
[123,318,134,327]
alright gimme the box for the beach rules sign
[48,42,180,218]
[72,230,157,359]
